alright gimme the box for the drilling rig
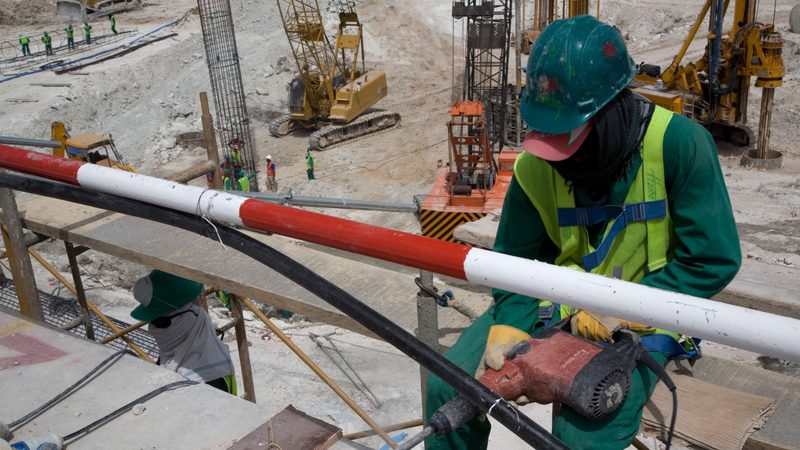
[420,0,519,244]
[270,0,400,151]
[632,0,784,164]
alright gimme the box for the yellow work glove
[475,325,532,407]
[570,310,654,343]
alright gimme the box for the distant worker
[306,149,315,180]
[425,16,741,450]
[109,14,118,35]
[237,173,250,192]
[65,23,75,50]
[41,31,52,56]
[83,22,92,45]
[132,270,237,395]
[18,35,30,56]
[228,138,244,165]
[265,155,277,192]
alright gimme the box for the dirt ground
[1,0,799,448]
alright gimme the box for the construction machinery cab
[51,122,136,172]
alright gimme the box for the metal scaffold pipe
[234,190,418,213]
[1,145,799,363]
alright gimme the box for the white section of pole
[463,248,800,362]
[75,163,246,226]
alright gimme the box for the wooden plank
[677,356,800,448]
[29,82,72,87]
[0,189,42,321]
[228,405,341,450]
[643,371,777,450]
[15,195,473,342]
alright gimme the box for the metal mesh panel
[0,276,159,358]
[197,0,259,191]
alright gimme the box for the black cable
[638,350,678,449]
[0,173,568,450]
[62,380,196,443]
[7,349,128,429]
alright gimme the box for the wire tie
[202,215,227,250]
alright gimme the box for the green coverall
[19,35,30,56]
[425,113,741,450]
[65,25,75,50]
[41,32,52,56]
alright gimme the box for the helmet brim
[521,119,594,161]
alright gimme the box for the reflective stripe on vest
[515,106,681,343]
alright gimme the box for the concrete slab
[15,195,475,344]
[0,309,273,449]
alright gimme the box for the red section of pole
[240,199,470,280]
[0,145,82,184]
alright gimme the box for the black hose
[63,380,196,443]
[7,349,128,429]
[0,173,568,450]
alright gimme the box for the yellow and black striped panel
[420,209,486,243]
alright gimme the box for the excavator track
[309,111,401,151]
[268,115,295,137]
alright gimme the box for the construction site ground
[1,0,800,449]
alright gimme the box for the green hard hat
[131,270,203,322]
[520,15,636,134]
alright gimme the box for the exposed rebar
[197,0,259,191]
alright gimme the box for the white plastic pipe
[464,248,800,362]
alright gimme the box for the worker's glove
[570,310,653,343]
[476,325,531,380]
[475,325,531,409]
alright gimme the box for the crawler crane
[269,0,400,151]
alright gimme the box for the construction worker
[83,21,92,45]
[306,149,315,180]
[425,16,741,450]
[41,31,52,56]
[18,35,30,56]
[65,24,75,50]
[132,270,237,395]
[109,14,118,35]
[265,155,277,192]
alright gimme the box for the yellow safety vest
[514,106,680,342]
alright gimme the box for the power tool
[397,326,677,450]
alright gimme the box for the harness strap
[558,199,667,270]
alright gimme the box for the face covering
[549,88,643,198]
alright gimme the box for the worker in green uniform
[41,31,52,56]
[18,35,30,56]
[83,21,92,45]
[425,15,741,450]
[109,14,118,35]
[65,24,75,50]
[306,149,315,180]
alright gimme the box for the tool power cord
[0,173,568,450]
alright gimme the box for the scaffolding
[197,0,259,191]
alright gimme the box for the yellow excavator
[269,0,400,150]
[631,0,783,159]
[51,121,136,172]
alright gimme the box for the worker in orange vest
[265,155,277,192]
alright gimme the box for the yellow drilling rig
[631,0,784,161]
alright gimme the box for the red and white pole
[1,145,799,362]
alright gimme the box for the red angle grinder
[396,326,677,450]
